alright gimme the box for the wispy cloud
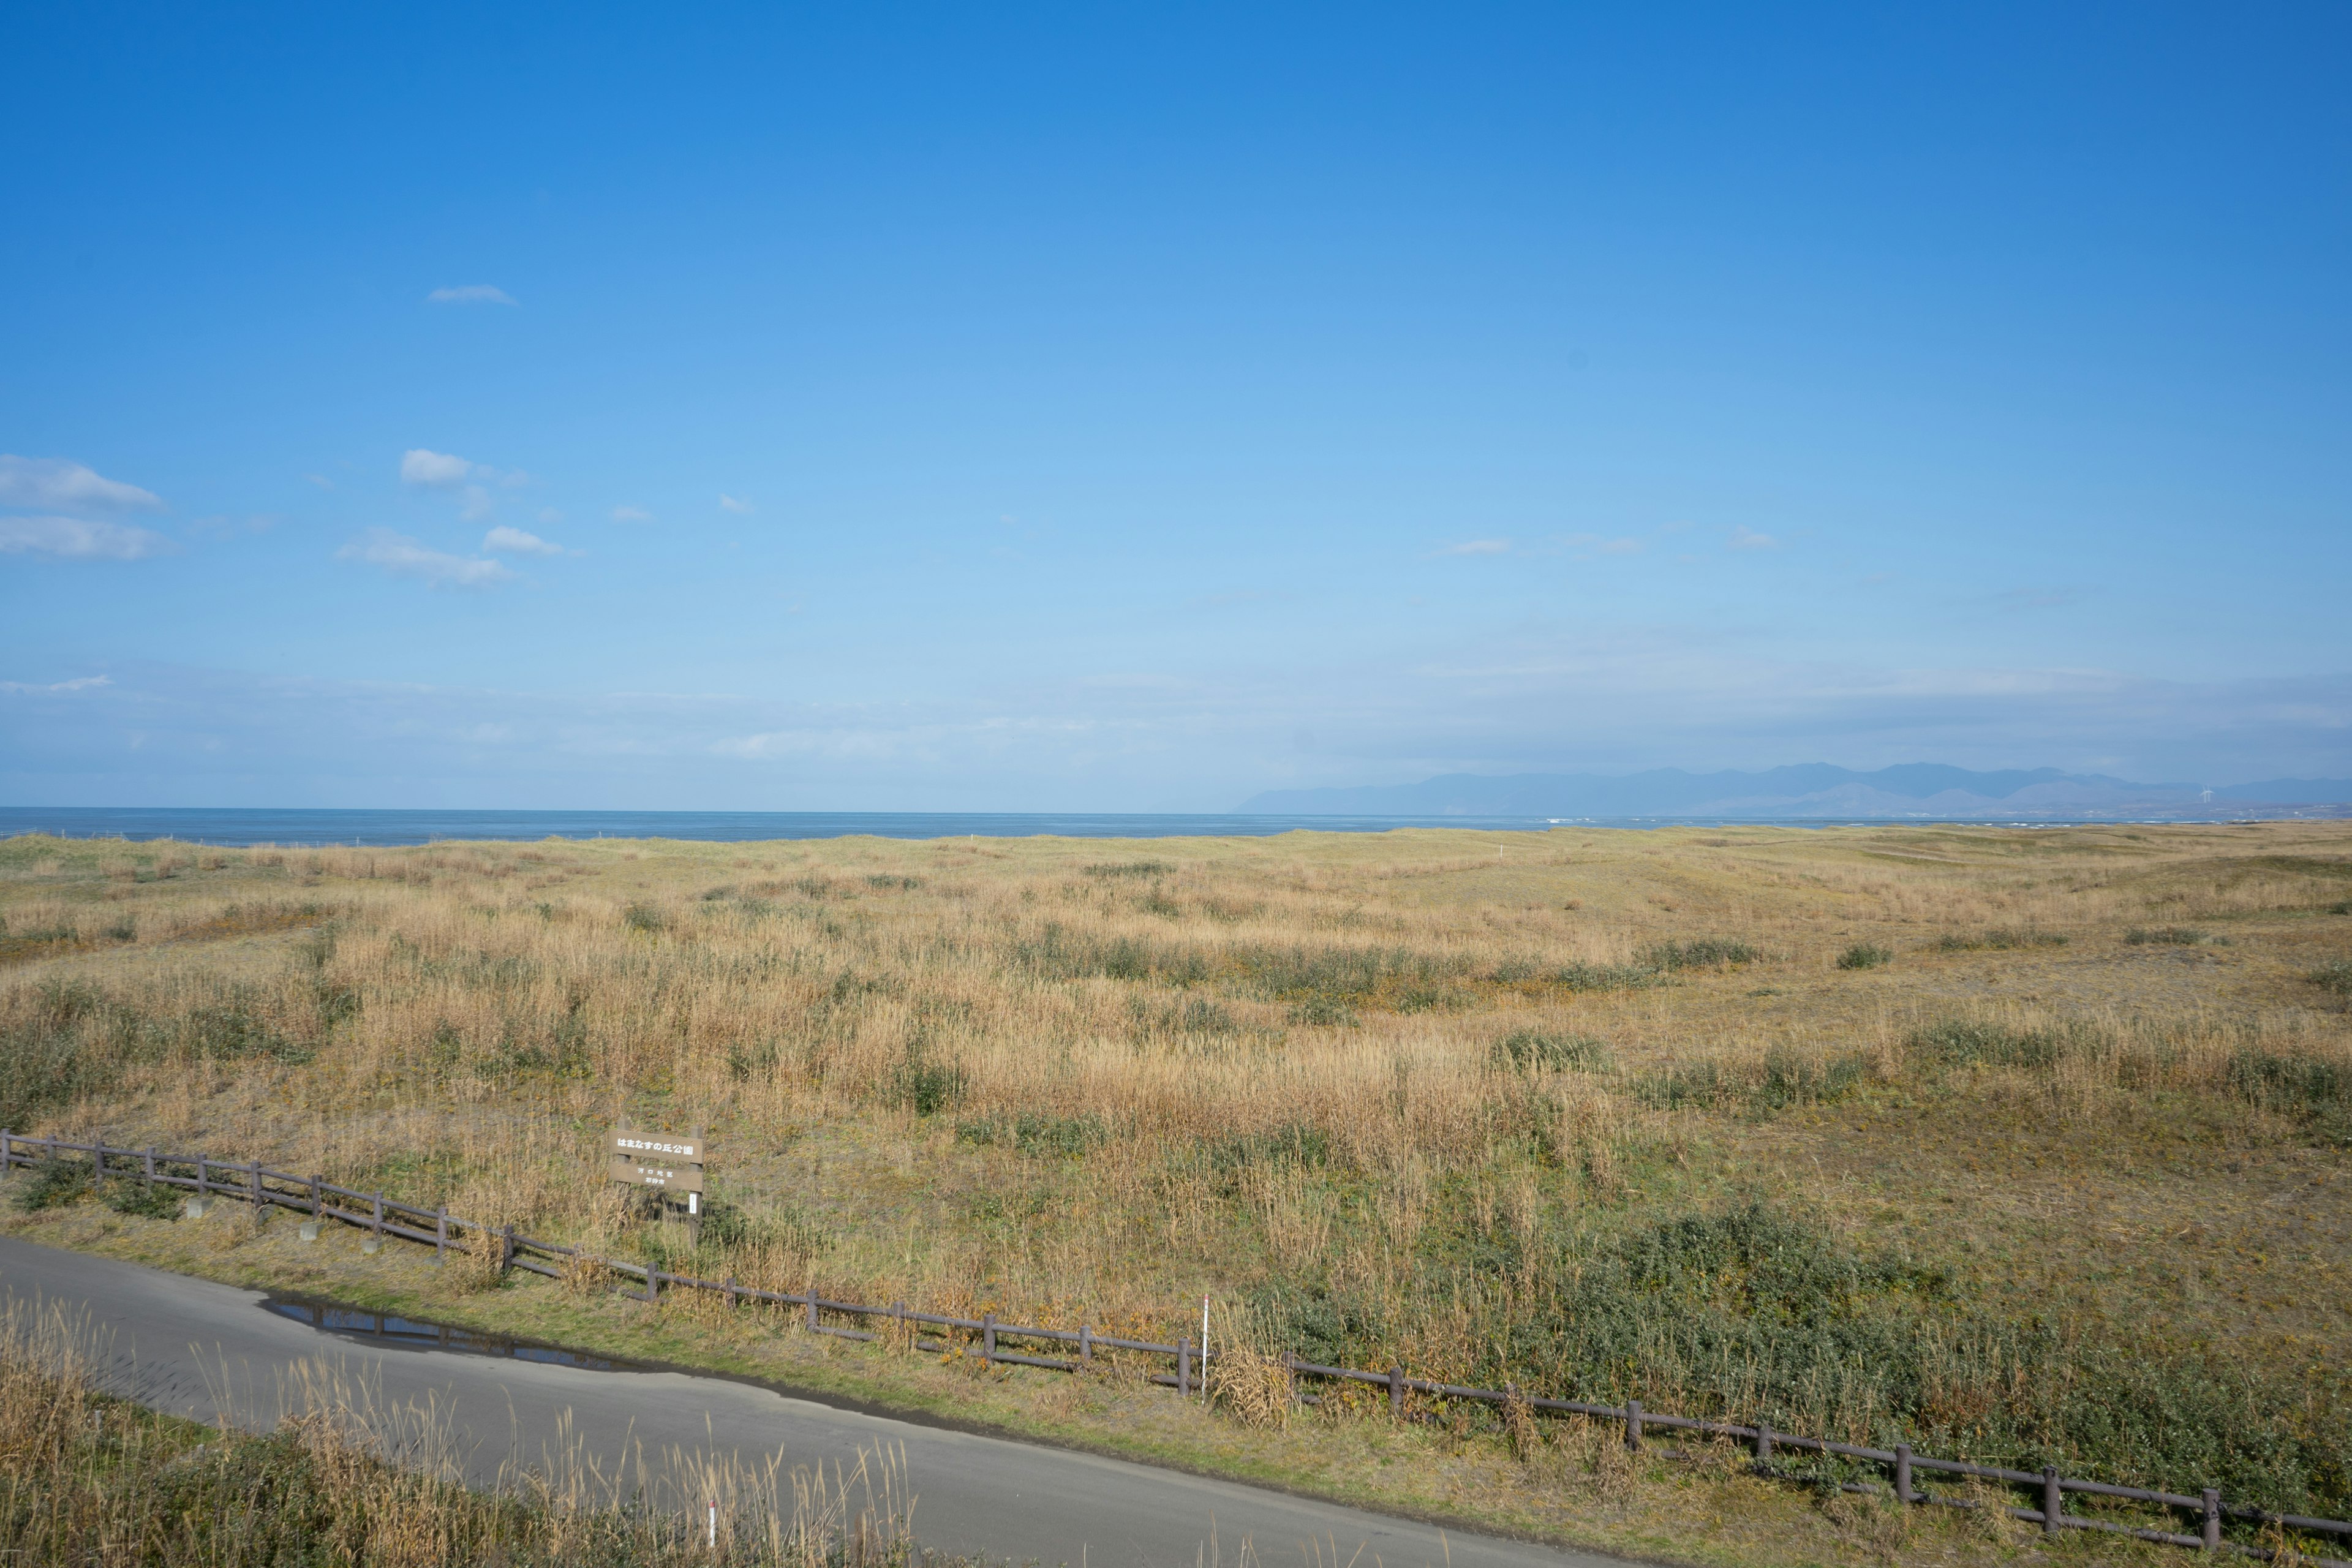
[1438,538,1512,556]
[460,484,496,522]
[399,449,476,488]
[426,284,516,306]
[0,455,162,513]
[1728,526,1779,550]
[304,473,334,490]
[719,494,753,515]
[537,507,564,525]
[0,516,175,559]
[0,675,111,695]
[611,505,652,523]
[337,528,514,587]
[483,525,568,556]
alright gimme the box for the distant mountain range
[1238,765,2352,821]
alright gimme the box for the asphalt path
[0,1236,1613,1568]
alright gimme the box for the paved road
[1,1237,1611,1568]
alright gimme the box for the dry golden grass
[3,821,2350,1526]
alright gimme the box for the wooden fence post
[805,1292,818,1333]
[2202,1489,2221,1550]
[500,1226,514,1275]
[1389,1363,1403,1417]
[1080,1324,1093,1368]
[2043,1468,2062,1536]
[435,1208,448,1262]
[982,1313,996,1365]
[1755,1420,1773,1463]
[309,1175,322,1215]
[725,1276,737,1310]
[2,1131,12,1172]
[197,1158,209,1199]
[1178,1338,1192,1397]
[1626,1399,1645,1452]
[1894,1444,1913,1504]
[371,1194,383,1238]
[143,1147,156,1185]
[92,1144,105,1194]
[646,1267,659,1303]
[249,1159,262,1218]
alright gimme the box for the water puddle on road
[262,1297,636,1371]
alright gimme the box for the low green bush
[1910,1018,2079,1069]
[12,1158,90,1212]
[1643,938,1760,970]
[1836,943,1891,970]
[1493,1029,1610,1072]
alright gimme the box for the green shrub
[1635,1061,1725,1109]
[1248,1200,2351,1516]
[1836,943,1892,970]
[1207,1124,1329,1172]
[1937,927,2069,951]
[1755,1049,1868,1109]
[620,901,666,933]
[1910,1019,2076,1069]
[183,1000,313,1065]
[2127,926,2211,946]
[865,873,922,890]
[13,1157,91,1212]
[105,1175,181,1219]
[1177,998,1237,1034]
[1643,938,1760,970]
[2230,1050,2352,1144]
[1084,861,1173,878]
[1285,997,1359,1027]
[1550,960,1661,992]
[2308,960,2352,999]
[892,1049,964,1116]
[1493,1029,1609,1072]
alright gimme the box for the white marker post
[1200,1294,1210,1400]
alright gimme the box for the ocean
[0,807,1576,847]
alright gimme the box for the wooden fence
[4,1129,2343,1566]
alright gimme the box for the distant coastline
[0,805,2334,848]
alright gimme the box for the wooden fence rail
[4,1129,2342,1564]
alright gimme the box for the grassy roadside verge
[2,1191,2231,1568]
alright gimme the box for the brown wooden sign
[607,1153,705,1193]
[607,1131,706,1163]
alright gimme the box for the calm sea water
[0,807,1576,847]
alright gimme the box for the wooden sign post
[608,1125,709,1242]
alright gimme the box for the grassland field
[2,821,2348,1567]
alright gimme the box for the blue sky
[4,3,2348,810]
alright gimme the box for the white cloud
[1439,538,1512,556]
[537,507,564,525]
[0,516,174,560]
[611,505,652,523]
[0,675,111,695]
[719,494,753,515]
[460,484,496,522]
[1728,526,1779,550]
[304,473,334,490]
[426,284,517,306]
[400,449,476,489]
[337,528,514,587]
[483,525,567,556]
[0,455,163,514]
